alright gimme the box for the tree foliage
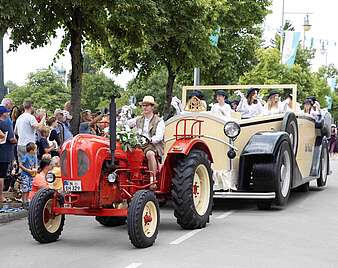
[239,47,331,105]
[81,72,122,112]
[5,69,70,113]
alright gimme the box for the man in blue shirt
[0,106,17,206]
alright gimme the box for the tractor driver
[128,96,165,189]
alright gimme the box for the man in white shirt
[15,100,45,162]
[211,90,231,119]
[128,96,165,189]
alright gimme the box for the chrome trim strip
[213,191,276,199]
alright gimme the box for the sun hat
[246,88,260,98]
[139,96,157,106]
[267,91,279,100]
[215,89,228,98]
[54,108,64,116]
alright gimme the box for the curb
[0,210,28,224]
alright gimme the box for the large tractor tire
[281,112,298,156]
[95,216,127,227]
[317,141,329,187]
[28,189,65,243]
[172,150,213,229]
[128,190,160,248]
[254,141,293,210]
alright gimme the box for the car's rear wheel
[281,112,298,156]
[317,142,329,187]
[172,150,213,229]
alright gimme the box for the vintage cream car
[164,84,331,209]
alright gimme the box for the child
[37,126,55,160]
[50,156,62,191]
[19,142,38,208]
[29,159,52,201]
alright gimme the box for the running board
[214,191,276,199]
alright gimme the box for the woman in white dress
[211,90,232,119]
[236,88,264,118]
[263,91,284,115]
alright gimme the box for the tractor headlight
[223,121,241,139]
[46,172,56,183]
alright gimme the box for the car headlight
[223,121,241,139]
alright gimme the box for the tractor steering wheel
[138,134,151,146]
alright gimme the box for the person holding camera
[79,109,105,135]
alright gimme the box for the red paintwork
[54,118,212,217]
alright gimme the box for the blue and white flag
[282,31,301,67]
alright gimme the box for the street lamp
[320,41,328,66]
[302,14,311,48]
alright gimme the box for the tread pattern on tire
[127,190,159,248]
[28,188,65,243]
[172,150,213,229]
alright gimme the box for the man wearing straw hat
[129,96,165,189]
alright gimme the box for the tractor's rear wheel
[128,190,159,248]
[28,189,65,243]
[95,216,126,227]
[172,150,213,229]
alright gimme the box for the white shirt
[15,112,38,146]
[128,115,165,144]
[210,103,231,118]
[237,98,264,118]
[263,102,284,115]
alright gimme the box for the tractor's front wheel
[95,216,126,227]
[127,190,160,248]
[172,150,213,229]
[28,189,65,243]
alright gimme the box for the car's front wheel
[317,141,329,187]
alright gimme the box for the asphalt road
[1,159,337,268]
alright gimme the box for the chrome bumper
[213,191,276,199]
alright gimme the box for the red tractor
[28,96,214,248]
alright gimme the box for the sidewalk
[0,192,27,224]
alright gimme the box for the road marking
[215,210,235,219]
[124,263,142,268]
[169,229,203,245]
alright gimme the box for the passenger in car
[230,100,239,111]
[282,94,301,113]
[210,90,231,118]
[302,98,318,118]
[236,88,264,118]
[263,91,284,115]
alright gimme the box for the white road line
[169,229,203,245]
[215,210,235,219]
[124,263,142,268]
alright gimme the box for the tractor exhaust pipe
[109,95,116,166]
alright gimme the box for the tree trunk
[69,7,83,135]
[163,66,176,118]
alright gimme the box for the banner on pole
[282,31,301,66]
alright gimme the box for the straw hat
[140,96,157,106]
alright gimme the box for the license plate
[64,180,82,192]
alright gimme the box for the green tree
[81,73,122,112]
[96,0,223,117]
[199,0,271,85]
[124,67,181,113]
[6,69,70,112]
[1,0,152,134]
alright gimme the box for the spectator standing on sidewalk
[1,98,14,125]
[19,142,38,208]
[29,159,52,201]
[14,100,45,163]
[0,106,17,207]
